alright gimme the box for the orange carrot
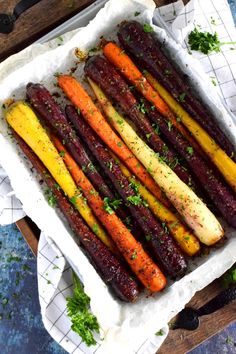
[58,74,169,207]
[103,42,201,153]
[52,134,167,292]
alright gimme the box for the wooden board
[1,0,235,352]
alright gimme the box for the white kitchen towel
[0,0,235,353]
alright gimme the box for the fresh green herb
[188,27,236,54]
[88,162,96,172]
[137,99,148,114]
[7,255,21,263]
[92,223,99,235]
[167,121,173,131]
[45,189,57,207]
[225,336,233,344]
[127,195,143,206]
[169,221,178,229]
[131,250,137,260]
[210,16,216,25]
[77,108,81,115]
[22,264,31,272]
[107,161,113,171]
[143,23,154,33]
[146,132,153,140]
[117,119,124,125]
[186,146,194,155]
[129,180,140,194]
[70,196,77,206]
[184,236,190,241]
[123,216,132,227]
[134,11,141,16]
[164,69,171,76]
[221,264,236,288]
[58,36,63,42]
[59,150,65,158]
[162,222,169,234]
[155,329,164,336]
[117,141,123,147]
[210,76,217,86]
[178,92,186,102]
[103,197,122,214]
[66,273,99,346]
[145,234,151,241]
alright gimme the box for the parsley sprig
[188,27,236,55]
[66,273,99,346]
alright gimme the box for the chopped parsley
[77,108,81,115]
[59,150,65,158]
[103,197,122,214]
[167,121,173,131]
[45,189,57,207]
[146,132,153,140]
[222,264,236,288]
[137,99,148,114]
[178,92,186,102]
[117,141,123,147]
[127,194,143,206]
[188,27,236,54]
[134,11,141,16]
[143,23,154,33]
[131,250,137,260]
[92,223,99,235]
[66,272,99,346]
[186,146,194,155]
[155,329,164,336]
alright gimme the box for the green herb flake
[117,141,123,147]
[145,234,151,241]
[103,197,122,214]
[127,195,143,206]
[167,121,173,131]
[143,23,154,33]
[77,108,81,115]
[186,146,194,155]
[131,250,137,260]
[66,272,99,346]
[92,223,99,235]
[155,329,164,336]
[146,132,153,140]
[134,11,141,16]
[188,27,236,54]
[45,189,57,207]
[178,92,186,102]
[59,150,65,158]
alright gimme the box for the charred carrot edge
[13,132,139,302]
[50,135,167,291]
[57,75,169,207]
[113,153,200,256]
[65,105,187,278]
[103,42,202,155]
[145,73,236,193]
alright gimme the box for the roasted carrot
[65,105,187,277]
[87,82,224,246]
[57,75,168,206]
[103,42,201,154]
[113,154,200,256]
[13,131,139,302]
[146,73,236,193]
[5,101,110,249]
[118,21,236,162]
[51,134,167,291]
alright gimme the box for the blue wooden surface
[0,1,236,353]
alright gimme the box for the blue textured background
[0,1,236,353]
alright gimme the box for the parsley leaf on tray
[188,27,236,55]
[66,272,99,346]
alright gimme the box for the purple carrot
[66,104,187,278]
[84,55,198,191]
[117,20,236,162]
[14,131,139,302]
[142,98,236,228]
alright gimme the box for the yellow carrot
[146,72,236,193]
[89,81,224,246]
[5,101,109,246]
[113,154,200,256]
